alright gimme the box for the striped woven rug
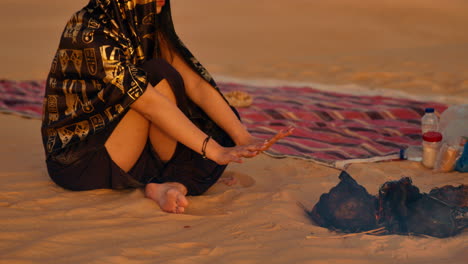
[0,79,447,168]
[0,80,45,118]
[219,82,447,167]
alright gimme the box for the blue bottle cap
[425,108,435,113]
[399,149,406,160]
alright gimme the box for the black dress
[46,58,236,196]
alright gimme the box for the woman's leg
[104,79,188,214]
[147,79,178,162]
[146,79,190,214]
[104,108,149,172]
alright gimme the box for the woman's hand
[236,126,295,149]
[212,144,263,165]
[210,126,295,165]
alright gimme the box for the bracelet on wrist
[202,136,211,159]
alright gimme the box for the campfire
[304,171,467,238]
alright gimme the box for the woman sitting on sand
[41,0,291,214]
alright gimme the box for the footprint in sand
[211,171,256,190]
[184,171,256,216]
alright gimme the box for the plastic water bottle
[421,108,439,134]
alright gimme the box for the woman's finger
[227,153,243,164]
[243,150,259,158]
[235,147,258,158]
[246,143,265,151]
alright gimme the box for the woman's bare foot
[145,182,189,213]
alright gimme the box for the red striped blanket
[220,82,447,167]
[0,79,447,167]
[0,80,45,118]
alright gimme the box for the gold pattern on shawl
[110,19,121,31]
[135,46,145,61]
[63,9,86,43]
[128,81,144,100]
[135,0,157,4]
[62,79,94,118]
[50,53,58,74]
[88,18,100,29]
[116,104,124,113]
[49,114,59,124]
[100,45,125,93]
[57,121,90,147]
[98,13,109,25]
[57,127,73,149]
[127,65,146,100]
[104,106,114,121]
[98,90,105,102]
[142,13,155,25]
[84,48,98,75]
[49,77,57,90]
[47,95,59,124]
[62,80,81,118]
[131,65,146,84]
[117,2,127,20]
[46,128,57,153]
[126,0,136,11]
[142,33,154,39]
[102,28,121,45]
[94,0,120,29]
[74,122,90,140]
[42,97,47,122]
[47,95,58,112]
[126,0,157,11]
[103,28,123,49]
[98,0,111,6]
[82,30,95,44]
[90,80,105,102]
[82,94,94,113]
[90,114,106,132]
[122,40,137,60]
[104,104,124,122]
[59,49,83,77]
[82,18,101,44]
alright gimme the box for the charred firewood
[307,171,379,233]
[429,185,468,208]
[306,172,467,238]
[377,177,422,234]
[377,178,467,238]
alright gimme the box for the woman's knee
[105,109,150,172]
[143,58,189,111]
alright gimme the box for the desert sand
[0,0,467,263]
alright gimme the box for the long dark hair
[153,0,180,62]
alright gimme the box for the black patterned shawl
[41,0,219,156]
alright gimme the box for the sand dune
[1,0,467,263]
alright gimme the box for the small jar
[438,145,460,172]
[422,132,443,168]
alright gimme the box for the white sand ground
[0,0,467,263]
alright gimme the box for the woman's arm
[170,54,254,146]
[130,81,260,164]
